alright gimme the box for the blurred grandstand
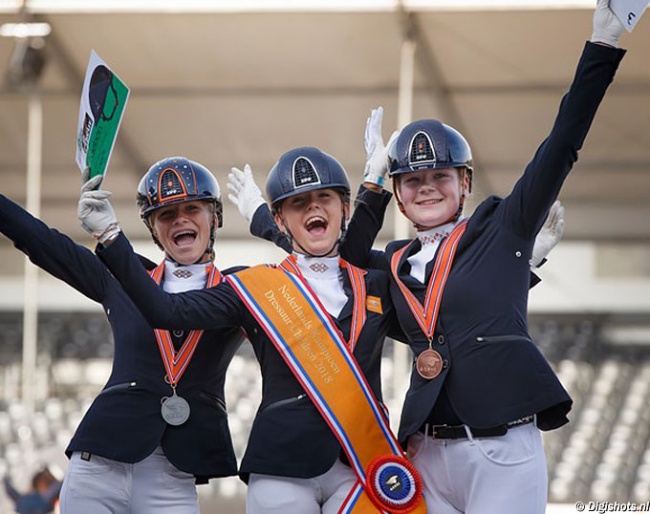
[1,305,650,512]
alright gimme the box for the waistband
[419,415,535,440]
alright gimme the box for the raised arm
[339,185,392,270]
[96,232,243,332]
[250,204,293,253]
[505,0,626,239]
[0,192,111,302]
[228,164,293,253]
[338,107,398,270]
[3,476,20,504]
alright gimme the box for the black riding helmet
[137,156,222,258]
[266,146,350,213]
[265,146,350,257]
[388,119,473,191]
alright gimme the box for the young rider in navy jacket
[330,2,627,512]
[1,157,242,514]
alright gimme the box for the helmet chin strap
[278,205,347,259]
[199,209,218,264]
[291,236,340,259]
[189,217,216,265]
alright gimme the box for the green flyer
[75,50,129,183]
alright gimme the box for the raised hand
[591,0,624,47]
[531,200,565,269]
[227,164,266,222]
[78,173,120,244]
[363,106,398,188]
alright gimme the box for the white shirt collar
[416,220,458,246]
[295,253,341,281]
[294,253,346,317]
[162,260,211,293]
[409,217,466,283]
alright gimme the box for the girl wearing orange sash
[81,147,425,513]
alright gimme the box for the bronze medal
[416,348,443,380]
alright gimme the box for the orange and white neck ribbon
[227,260,425,514]
[148,262,222,386]
[390,219,467,340]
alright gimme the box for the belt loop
[463,425,476,444]
[533,413,538,428]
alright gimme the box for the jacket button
[437,335,445,345]
[442,359,449,369]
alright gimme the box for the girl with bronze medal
[334,7,630,511]
[389,216,468,381]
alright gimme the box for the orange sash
[227,258,425,514]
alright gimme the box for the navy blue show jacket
[0,195,242,483]
[340,42,626,444]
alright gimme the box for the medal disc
[161,395,191,426]
[416,349,443,380]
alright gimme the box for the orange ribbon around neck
[390,219,468,340]
[148,262,222,387]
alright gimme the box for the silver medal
[161,394,190,426]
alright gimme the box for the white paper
[610,0,650,32]
[75,50,129,183]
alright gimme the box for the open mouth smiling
[305,215,328,234]
[172,229,198,246]
[416,198,443,206]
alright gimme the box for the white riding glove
[363,106,398,188]
[227,164,266,222]
[531,200,565,269]
[591,0,624,47]
[78,173,120,244]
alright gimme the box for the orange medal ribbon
[148,263,222,387]
[390,220,467,380]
